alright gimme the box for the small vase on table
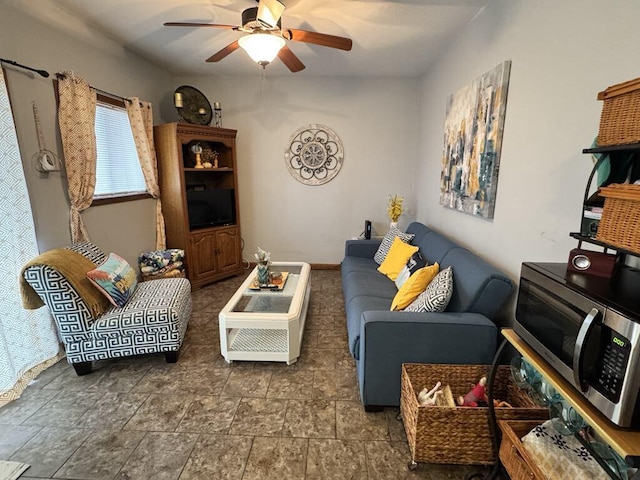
[257,262,270,285]
[254,247,271,286]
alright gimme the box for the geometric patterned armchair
[22,241,192,376]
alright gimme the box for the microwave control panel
[591,330,631,403]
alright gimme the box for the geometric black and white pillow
[374,225,415,265]
[405,266,454,313]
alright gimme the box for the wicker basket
[595,183,640,254]
[400,363,548,466]
[498,420,546,480]
[597,77,640,146]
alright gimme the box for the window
[93,97,148,203]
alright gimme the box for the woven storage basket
[400,363,548,466]
[498,420,546,480]
[595,183,640,254]
[597,77,640,146]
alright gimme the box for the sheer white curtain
[0,68,62,405]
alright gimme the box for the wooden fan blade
[283,29,352,51]
[206,41,241,62]
[277,45,305,72]
[164,22,237,30]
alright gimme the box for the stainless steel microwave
[514,262,640,427]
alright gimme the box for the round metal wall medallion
[285,124,343,185]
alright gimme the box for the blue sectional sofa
[341,221,514,411]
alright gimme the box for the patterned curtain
[126,98,166,249]
[0,68,63,406]
[57,72,97,243]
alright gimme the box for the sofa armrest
[344,239,381,259]
[357,311,498,407]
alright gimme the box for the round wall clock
[174,85,212,126]
[284,124,344,186]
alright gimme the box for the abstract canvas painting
[440,60,511,219]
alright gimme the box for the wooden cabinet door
[215,227,242,274]
[189,230,217,280]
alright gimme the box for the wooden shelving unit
[503,329,640,468]
[154,122,244,289]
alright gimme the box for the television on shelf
[186,188,235,230]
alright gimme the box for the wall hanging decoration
[173,85,212,126]
[284,124,344,186]
[440,60,511,220]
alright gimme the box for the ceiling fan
[164,0,352,73]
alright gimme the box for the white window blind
[94,102,147,198]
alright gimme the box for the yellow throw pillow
[390,263,440,311]
[377,237,419,281]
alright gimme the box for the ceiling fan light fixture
[238,33,285,67]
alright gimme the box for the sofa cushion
[391,263,440,311]
[92,277,191,340]
[377,237,418,281]
[414,231,461,265]
[342,271,398,307]
[345,295,392,359]
[87,253,138,308]
[439,248,512,316]
[406,266,454,313]
[341,255,379,277]
[373,225,415,265]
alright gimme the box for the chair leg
[165,351,179,363]
[72,361,92,376]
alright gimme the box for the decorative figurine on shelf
[255,247,271,285]
[204,150,219,169]
[214,102,222,128]
[191,143,204,169]
[457,376,488,407]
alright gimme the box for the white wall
[417,0,640,289]
[164,75,420,263]
[0,4,173,267]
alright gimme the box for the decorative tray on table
[248,271,289,291]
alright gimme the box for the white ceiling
[9,0,488,77]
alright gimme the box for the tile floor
[0,269,488,480]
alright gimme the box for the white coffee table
[218,262,311,365]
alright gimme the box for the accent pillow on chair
[87,252,138,308]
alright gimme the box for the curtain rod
[55,72,132,104]
[0,58,49,78]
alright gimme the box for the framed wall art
[440,60,511,220]
[284,124,343,186]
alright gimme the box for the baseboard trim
[247,262,340,270]
[310,263,340,270]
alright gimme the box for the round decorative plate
[284,124,344,186]
[175,85,212,126]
